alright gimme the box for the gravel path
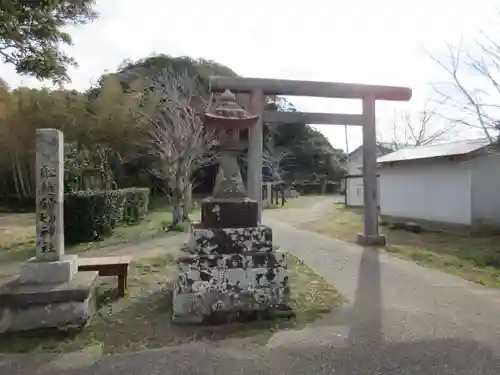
[264,195,343,225]
[3,197,500,374]
[265,216,500,371]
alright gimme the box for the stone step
[178,251,287,272]
[184,225,273,255]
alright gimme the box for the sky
[1,0,499,151]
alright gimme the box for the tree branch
[379,98,452,150]
[427,31,500,142]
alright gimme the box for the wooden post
[357,96,386,246]
[321,180,327,195]
[247,89,264,222]
[266,183,272,206]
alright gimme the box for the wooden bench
[78,256,132,297]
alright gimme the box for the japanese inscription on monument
[36,129,65,261]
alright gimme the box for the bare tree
[139,69,216,227]
[427,17,500,143]
[262,147,293,181]
[378,99,454,150]
[260,146,294,207]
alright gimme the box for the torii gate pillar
[357,95,385,246]
[247,89,264,223]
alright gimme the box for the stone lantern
[201,89,259,224]
[172,90,291,323]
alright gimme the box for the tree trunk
[169,176,185,228]
[170,196,182,227]
[25,162,34,196]
[11,160,20,198]
[13,153,28,197]
[182,181,192,219]
[19,160,33,197]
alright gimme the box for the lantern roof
[204,90,258,129]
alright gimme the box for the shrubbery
[64,187,150,245]
[121,187,150,224]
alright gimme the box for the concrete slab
[18,255,78,284]
[0,270,97,307]
[0,271,98,333]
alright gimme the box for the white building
[377,138,500,229]
[343,144,393,207]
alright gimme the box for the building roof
[346,144,394,159]
[377,138,492,164]
[377,142,404,152]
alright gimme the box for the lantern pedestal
[173,184,291,323]
[172,213,291,323]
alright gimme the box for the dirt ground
[264,196,344,225]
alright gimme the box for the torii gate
[209,77,412,246]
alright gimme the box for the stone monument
[172,90,291,323]
[0,129,98,333]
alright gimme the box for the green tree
[84,75,142,152]
[264,96,345,182]
[0,0,98,84]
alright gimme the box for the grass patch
[285,253,345,324]
[0,252,344,354]
[0,213,36,261]
[305,205,500,288]
[304,205,362,242]
[0,207,200,262]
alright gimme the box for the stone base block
[201,197,258,228]
[356,233,386,247]
[172,249,290,323]
[172,284,290,324]
[18,255,78,284]
[0,271,98,333]
[178,251,286,274]
[184,225,273,255]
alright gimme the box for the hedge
[64,187,150,245]
[121,187,150,224]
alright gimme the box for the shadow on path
[268,247,500,374]
[347,247,383,348]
